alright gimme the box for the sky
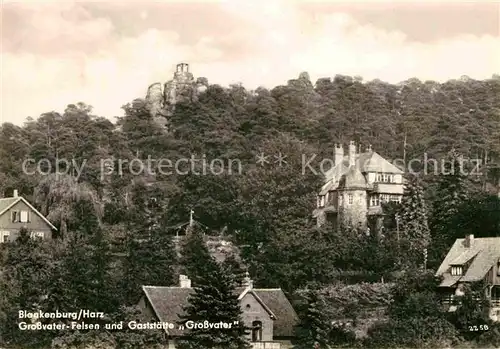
[1,0,499,125]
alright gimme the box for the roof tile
[141,286,298,337]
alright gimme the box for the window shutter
[20,211,28,223]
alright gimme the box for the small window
[348,194,353,205]
[318,196,325,208]
[1,231,10,243]
[11,211,19,223]
[389,195,400,203]
[376,173,382,182]
[20,211,29,223]
[246,304,251,309]
[451,266,463,276]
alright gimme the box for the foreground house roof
[141,285,298,337]
[436,236,500,287]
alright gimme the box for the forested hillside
[1,73,500,349]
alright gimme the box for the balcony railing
[251,342,281,349]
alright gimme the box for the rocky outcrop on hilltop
[145,63,208,129]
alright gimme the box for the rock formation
[144,63,209,129]
[145,82,164,117]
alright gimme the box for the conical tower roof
[339,166,367,190]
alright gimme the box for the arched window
[251,321,262,342]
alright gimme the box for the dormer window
[376,173,394,183]
[451,265,463,276]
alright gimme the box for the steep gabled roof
[436,237,500,286]
[252,289,299,337]
[361,151,403,174]
[141,285,298,337]
[323,151,403,185]
[0,198,18,213]
[238,287,276,319]
[0,197,57,230]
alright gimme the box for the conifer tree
[293,289,333,349]
[429,151,469,267]
[399,175,431,269]
[122,225,177,305]
[222,254,246,287]
[121,182,177,304]
[47,231,117,319]
[177,256,250,349]
[180,227,213,285]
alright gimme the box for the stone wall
[339,190,368,230]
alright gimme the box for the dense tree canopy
[1,73,499,348]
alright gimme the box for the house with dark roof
[436,234,500,321]
[139,273,299,349]
[314,141,404,230]
[0,189,56,243]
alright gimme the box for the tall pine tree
[121,182,177,304]
[399,175,431,270]
[293,289,333,349]
[180,227,213,285]
[177,255,250,349]
[222,254,246,287]
[429,151,469,267]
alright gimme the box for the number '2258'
[469,325,489,331]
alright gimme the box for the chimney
[13,189,18,198]
[242,271,253,289]
[348,141,356,167]
[334,144,344,166]
[464,234,474,248]
[179,274,191,288]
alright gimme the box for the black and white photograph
[1,1,499,348]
